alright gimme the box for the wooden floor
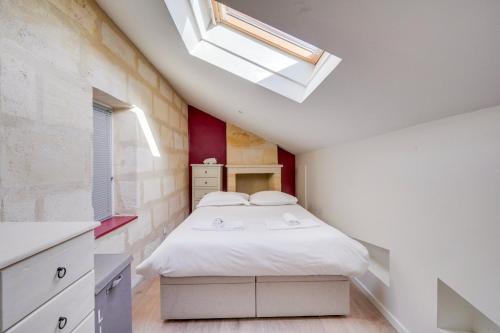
[132,278,397,333]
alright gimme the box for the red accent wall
[188,106,227,210]
[188,106,296,209]
[278,147,296,196]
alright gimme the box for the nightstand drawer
[191,164,223,211]
[5,271,94,333]
[0,232,94,330]
[193,167,220,178]
[194,177,219,187]
[193,188,218,201]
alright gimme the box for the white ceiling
[96,0,500,154]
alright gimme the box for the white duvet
[137,204,369,278]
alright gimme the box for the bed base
[160,275,350,320]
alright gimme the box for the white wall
[296,105,500,332]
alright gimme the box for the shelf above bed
[226,164,283,193]
[225,164,283,174]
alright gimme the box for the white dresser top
[0,222,99,270]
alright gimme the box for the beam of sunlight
[131,106,160,157]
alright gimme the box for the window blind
[92,103,113,221]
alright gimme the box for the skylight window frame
[211,0,324,65]
[165,0,342,102]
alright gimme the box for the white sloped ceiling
[97,0,500,153]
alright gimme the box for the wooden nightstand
[191,164,223,210]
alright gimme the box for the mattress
[137,204,369,278]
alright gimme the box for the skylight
[165,0,341,102]
[212,1,324,64]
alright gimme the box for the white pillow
[197,191,250,207]
[249,191,298,206]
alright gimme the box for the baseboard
[352,277,410,333]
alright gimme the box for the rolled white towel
[192,218,244,231]
[265,218,319,230]
[283,212,300,226]
[213,217,225,227]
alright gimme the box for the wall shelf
[94,215,137,239]
[356,239,390,287]
[437,279,500,333]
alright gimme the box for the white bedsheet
[137,204,369,278]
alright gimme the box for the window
[92,103,113,221]
[212,1,324,64]
[165,0,341,102]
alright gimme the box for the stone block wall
[0,0,189,284]
[226,123,278,165]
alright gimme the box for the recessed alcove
[437,279,500,333]
[355,239,390,287]
[236,174,273,194]
[226,164,282,193]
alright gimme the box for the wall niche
[437,279,500,333]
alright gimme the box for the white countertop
[0,222,100,270]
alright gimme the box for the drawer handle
[58,316,67,329]
[204,181,207,184]
[106,274,123,294]
[56,267,67,279]
[204,170,207,174]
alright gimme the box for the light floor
[132,278,397,333]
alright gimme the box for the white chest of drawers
[0,222,98,333]
[191,164,223,210]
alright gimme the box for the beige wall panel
[226,124,277,165]
[0,0,189,286]
[235,174,271,194]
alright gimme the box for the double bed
[138,200,368,320]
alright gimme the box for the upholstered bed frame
[160,275,350,320]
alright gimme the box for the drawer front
[193,167,220,178]
[193,188,216,201]
[72,312,95,333]
[256,280,349,317]
[1,232,94,330]
[6,271,95,333]
[161,282,255,319]
[194,177,219,188]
